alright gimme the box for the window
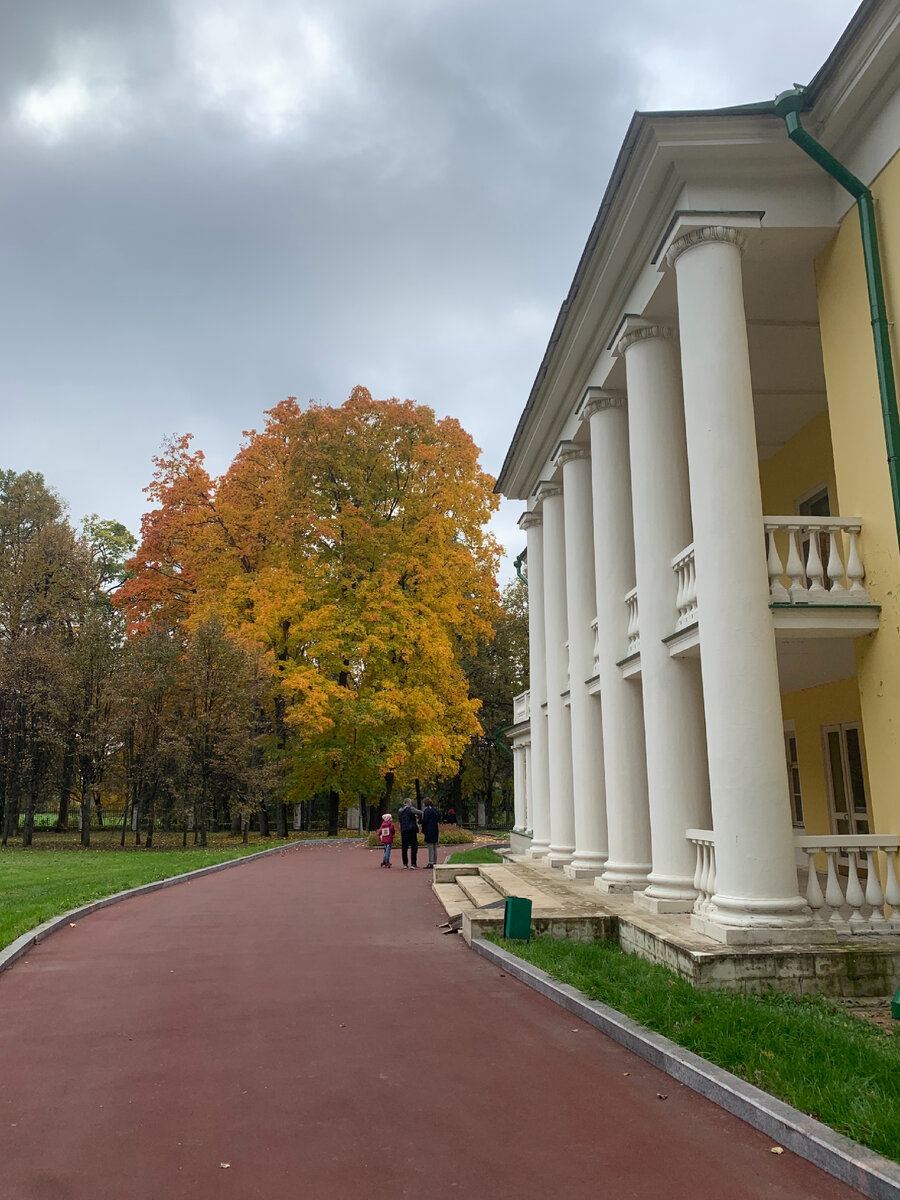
[783,722,804,826]
[822,722,871,837]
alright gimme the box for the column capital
[666,224,746,269]
[554,440,590,468]
[534,479,563,503]
[518,509,543,531]
[579,387,626,421]
[615,324,678,358]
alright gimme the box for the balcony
[617,517,879,682]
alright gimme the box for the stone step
[456,873,506,909]
[477,864,558,909]
[432,882,476,920]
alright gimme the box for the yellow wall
[815,147,900,837]
[781,678,865,836]
[759,410,837,516]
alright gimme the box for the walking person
[421,797,440,869]
[377,813,395,868]
[398,798,422,869]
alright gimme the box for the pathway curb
[0,838,362,979]
[473,937,900,1200]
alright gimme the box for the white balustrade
[672,543,698,629]
[795,835,900,934]
[513,691,531,724]
[764,517,871,605]
[590,617,600,675]
[687,830,716,913]
[624,587,640,655]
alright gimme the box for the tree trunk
[21,787,36,848]
[145,787,157,849]
[80,799,91,848]
[258,801,270,838]
[328,789,340,838]
[182,818,188,847]
[242,815,249,845]
[414,778,421,805]
[56,746,75,831]
[276,801,288,839]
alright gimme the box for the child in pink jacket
[377,814,395,868]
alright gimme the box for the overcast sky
[0,0,860,578]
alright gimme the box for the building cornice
[518,510,542,531]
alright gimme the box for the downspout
[774,86,900,552]
[513,554,528,588]
[493,724,514,761]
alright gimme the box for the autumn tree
[119,388,501,823]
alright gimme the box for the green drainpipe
[493,724,514,761]
[513,553,528,588]
[774,86,900,552]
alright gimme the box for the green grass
[0,833,323,951]
[489,934,900,1162]
[446,846,503,864]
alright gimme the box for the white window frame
[783,720,805,829]
[821,720,872,839]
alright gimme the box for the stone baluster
[824,849,846,928]
[804,849,826,921]
[864,850,887,928]
[845,852,867,932]
[591,618,600,674]
[766,528,790,603]
[625,588,640,654]
[805,526,828,600]
[825,527,847,598]
[885,850,900,923]
[785,526,808,603]
[846,530,868,602]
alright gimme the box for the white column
[667,225,809,933]
[512,742,526,833]
[583,392,652,892]
[558,442,608,878]
[524,740,531,832]
[617,326,712,912]
[537,480,576,867]
[519,510,551,858]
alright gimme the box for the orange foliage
[118,388,501,800]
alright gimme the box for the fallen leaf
[571,1029,579,1033]
[657,1094,668,1100]
[770,1147,784,1155]
[623,1072,630,1077]
[220,1162,231,1169]
[760,1049,774,1058]
[69,923,77,928]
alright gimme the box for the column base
[545,846,575,869]
[528,840,551,860]
[633,890,695,915]
[691,914,839,946]
[564,859,606,880]
[596,861,652,893]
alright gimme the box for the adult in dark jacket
[421,799,440,869]
[397,799,422,869]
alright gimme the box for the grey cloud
[0,0,859,567]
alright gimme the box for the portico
[499,38,900,947]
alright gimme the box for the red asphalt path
[0,841,867,1200]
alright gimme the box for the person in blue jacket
[397,798,422,869]
[421,798,440,869]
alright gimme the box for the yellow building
[501,0,900,944]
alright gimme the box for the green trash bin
[503,896,532,941]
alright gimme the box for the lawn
[0,832,345,951]
[446,846,503,864]
[490,934,900,1163]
